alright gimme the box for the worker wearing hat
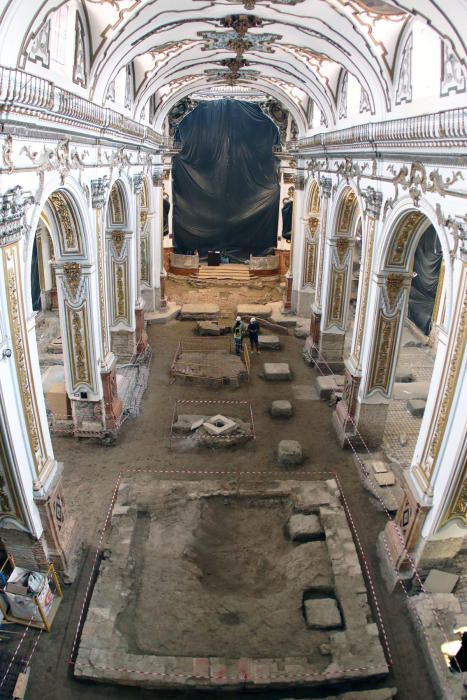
[232,315,246,356]
[247,316,260,354]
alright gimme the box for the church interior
[0,1,465,698]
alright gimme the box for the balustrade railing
[0,66,164,147]
[292,108,467,150]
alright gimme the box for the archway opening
[382,218,445,467]
[31,210,71,430]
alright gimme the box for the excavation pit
[75,478,389,691]
[170,339,249,387]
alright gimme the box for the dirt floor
[21,319,438,699]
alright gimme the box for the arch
[377,200,453,331]
[24,177,92,319]
[334,187,360,235]
[152,77,309,136]
[106,178,130,229]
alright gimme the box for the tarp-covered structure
[172,100,280,260]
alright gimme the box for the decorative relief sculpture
[307,214,320,238]
[359,88,371,113]
[429,290,466,464]
[71,310,89,385]
[367,311,400,395]
[385,161,463,213]
[27,20,51,68]
[91,177,110,210]
[441,41,466,96]
[5,252,42,459]
[63,262,82,301]
[132,173,145,195]
[435,205,467,260]
[73,13,87,87]
[198,30,279,55]
[111,230,126,258]
[2,135,14,174]
[336,238,351,264]
[49,191,81,254]
[303,240,317,286]
[386,211,424,267]
[395,33,413,105]
[106,79,116,103]
[442,471,467,526]
[329,268,346,326]
[108,182,125,225]
[384,273,406,311]
[124,64,134,110]
[338,71,348,120]
[337,189,358,233]
[0,187,34,247]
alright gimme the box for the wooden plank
[13,667,30,699]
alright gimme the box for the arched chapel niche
[320,185,361,368]
[105,179,138,361]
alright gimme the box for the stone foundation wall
[111,330,137,362]
[0,528,50,570]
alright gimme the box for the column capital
[132,172,145,195]
[319,176,332,198]
[294,170,305,190]
[152,166,164,187]
[90,177,109,209]
[0,186,34,246]
[362,186,383,220]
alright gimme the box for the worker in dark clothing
[247,316,260,354]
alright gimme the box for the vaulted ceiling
[1,0,465,134]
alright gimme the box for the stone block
[317,375,345,400]
[393,381,430,401]
[278,440,303,467]
[286,514,322,541]
[370,461,389,474]
[180,304,219,320]
[196,321,221,336]
[263,363,292,381]
[236,304,272,319]
[270,400,293,417]
[374,472,395,487]
[304,598,342,629]
[407,398,426,417]
[424,569,459,594]
[258,335,281,350]
[45,383,69,417]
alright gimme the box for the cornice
[292,108,467,156]
[0,66,165,152]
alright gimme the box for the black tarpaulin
[172,100,280,259]
[408,225,442,335]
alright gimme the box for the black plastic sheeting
[172,100,280,259]
[281,199,293,241]
[408,225,442,335]
[31,237,42,311]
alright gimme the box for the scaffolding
[0,556,63,633]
